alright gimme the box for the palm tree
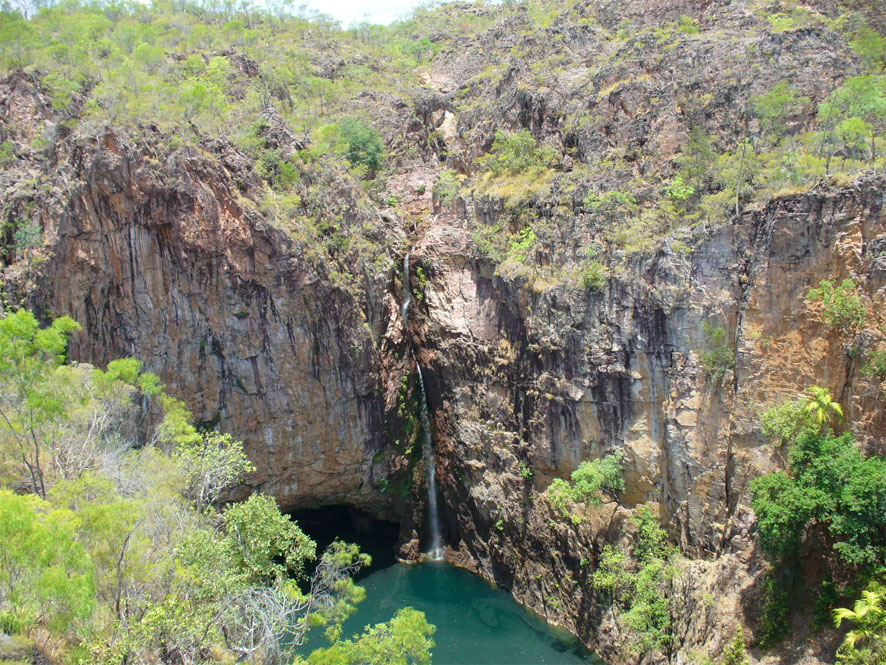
[834,588,886,661]
[804,385,844,429]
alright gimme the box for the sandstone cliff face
[11,117,882,661]
[2,1,885,661]
[406,176,884,661]
[19,127,411,515]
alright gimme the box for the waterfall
[402,250,444,560]
[401,252,412,324]
[416,359,444,560]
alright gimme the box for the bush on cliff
[750,388,886,644]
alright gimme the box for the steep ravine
[6,126,885,662]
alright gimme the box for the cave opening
[288,504,399,577]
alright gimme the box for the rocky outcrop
[411,176,884,659]
[1,1,885,662]
[16,128,414,516]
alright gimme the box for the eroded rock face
[11,127,885,661]
[2,50,884,665]
[27,132,409,516]
[411,176,884,659]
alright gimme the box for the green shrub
[591,507,679,656]
[547,451,624,521]
[330,117,385,174]
[758,570,792,646]
[806,278,867,332]
[432,169,462,205]
[518,462,533,480]
[700,322,735,385]
[580,261,608,291]
[720,626,750,665]
[477,130,558,177]
[862,349,886,382]
[677,15,700,34]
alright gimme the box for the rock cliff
[1,0,885,662]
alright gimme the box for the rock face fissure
[403,250,444,560]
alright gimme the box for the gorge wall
[8,116,884,661]
[2,0,885,662]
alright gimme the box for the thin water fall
[402,251,444,560]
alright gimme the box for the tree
[174,431,254,510]
[478,129,558,178]
[806,278,867,333]
[753,81,806,140]
[336,117,385,174]
[834,584,886,665]
[819,75,886,164]
[720,626,750,665]
[0,310,81,496]
[547,451,624,521]
[303,607,435,665]
[804,385,843,429]
[591,506,681,659]
[0,489,96,635]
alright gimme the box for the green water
[316,560,598,664]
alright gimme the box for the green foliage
[478,130,558,178]
[677,15,700,35]
[665,174,695,201]
[580,261,608,291]
[518,461,533,480]
[753,82,809,140]
[0,140,14,164]
[632,505,672,562]
[591,506,679,657]
[0,310,432,664]
[583,189,638,213]
[507,226,536,263]
[334,117,385,174]
[303,607,435,665]
[0,309,81,496]
[834,581,886,665]
[432,169,462,205]
[0,490,96,635]
[804,385,844,428]
[851,27,886,73]
[720,626,749,665]
[761,397,816,446]
[752,427,886,567]
[174,431,255,509]
[819,75,886,164]
[862,349,886,382]
[758,569,792,646]
[547,451,624,521]
[699,322,735,385]
[751,388,886,646]
[806,278,867,332]
[221,494,316,585]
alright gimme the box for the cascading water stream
[401,252,412,324]
[402,251,444,561]
[415,360,443,560]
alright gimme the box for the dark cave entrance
[289,505,399,578]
